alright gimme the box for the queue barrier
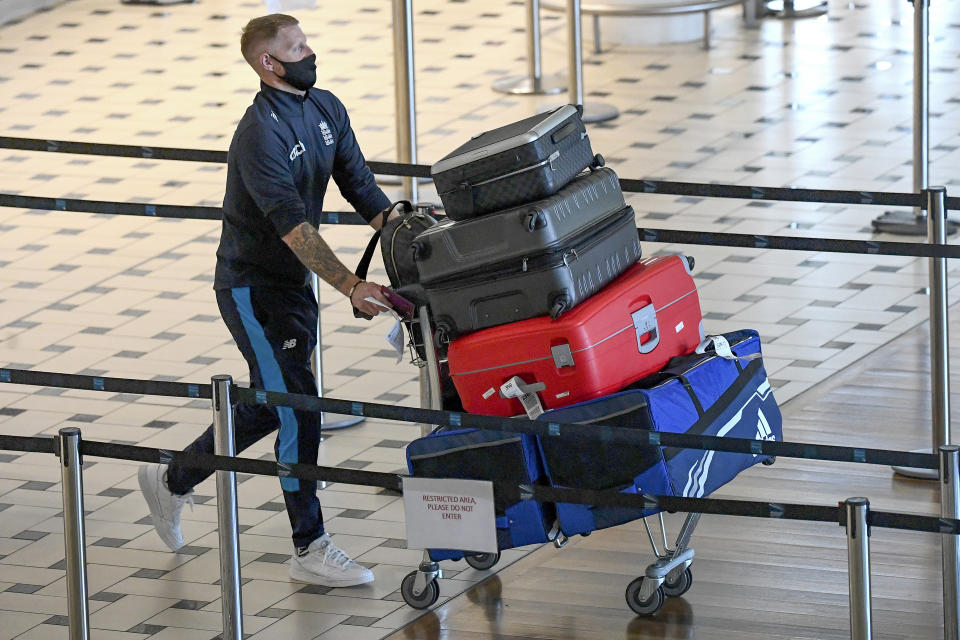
[1,139,957,638]
[2,368,959,637]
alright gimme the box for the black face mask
[269,53,317,91]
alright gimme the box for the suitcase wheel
[525,211,548,232]
[411,240,428,261]
[685,255,695,272]
[625,577,664,616]
[661,567,693,598]
[401,571,440,609]
[592,153,605,168]
[465,551,500,571]
[433,318,454,346]
[762,456,776,466]
[549,295,570,320]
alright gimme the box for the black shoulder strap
[355,200,413,280]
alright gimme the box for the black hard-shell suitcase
[431,104,599,220]
[413,167,626,284]
[415,204,642,341]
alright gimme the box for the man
[138,14,398,587]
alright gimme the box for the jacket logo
[289,141,305,161]
[318,120,334,146]
[282,338,297,350]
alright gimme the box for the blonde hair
[240,14,299,68]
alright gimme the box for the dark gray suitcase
[420,205,642,340]
[413,167,625,284]
[431,104,599,220]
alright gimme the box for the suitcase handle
[632,303,660,354]
[551,121,578,144]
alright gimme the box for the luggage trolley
[400,305,781,616]
[398,304,515,609]
[397,305,713,617]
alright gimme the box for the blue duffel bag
[405,427,556,561]
[536,329,782,536]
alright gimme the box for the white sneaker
[289,534,375,587]
[138,463,194,551]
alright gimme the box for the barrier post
[928,187,951,452]
[845,497,873,640]
[892,187,952,480]
[58,428,90,640]
[492,0,566,95]
[310,274,363,435]
[564,0,618,123]
[871,0,955,235]
[942,446,960,640]
[393,0,418,202]
[212,375,243,640]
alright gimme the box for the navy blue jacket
[214,83,390,290]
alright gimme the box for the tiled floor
[1,0,960,637]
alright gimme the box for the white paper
[386,320,405,362]
[403,477,497,554]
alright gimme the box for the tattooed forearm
[281,221,358,295]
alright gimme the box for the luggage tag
[695,335,759,362]
[499,376,546,419]
[364,298,406,363]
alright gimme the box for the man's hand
[350,280,393,318]
[369,203,407,231]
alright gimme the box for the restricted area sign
[402,477,497,554]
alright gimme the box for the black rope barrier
[0,432,955,535]
[0,368,210,399]
[2,135,955,209]
[0,434,56,454]
[0,367,940,469]
[2,193,958,259]
[0,193,367,225]
[637,227,960,259]
[619,177,929,209]
[231,386,939,470]
[0,136,433,178]
[0,136,229,164]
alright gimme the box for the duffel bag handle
[355,200,413,281]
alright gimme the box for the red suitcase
[447,255,703,417]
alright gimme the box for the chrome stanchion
[872,0,956,235]
[845,497,873,640]
[942,446,960,640]
[310,274,363,434]
[929,187,952,452]
[58,428,90,640]
[492,0,567,95]
[564,0,618,123]
[893,187,952,479]
[212,375,243,640]
[763,0,827,19]
[393,0,419,202]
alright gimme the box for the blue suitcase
[406,427,556,561]
[536,329,782,536]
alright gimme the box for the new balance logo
[282,338,297,350]
[289,141,305,161]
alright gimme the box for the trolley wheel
[465,551,500,571]
[661,567,693,598]
[401,571,440,609]
[625,577,664,616]
[762,456,777,466]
